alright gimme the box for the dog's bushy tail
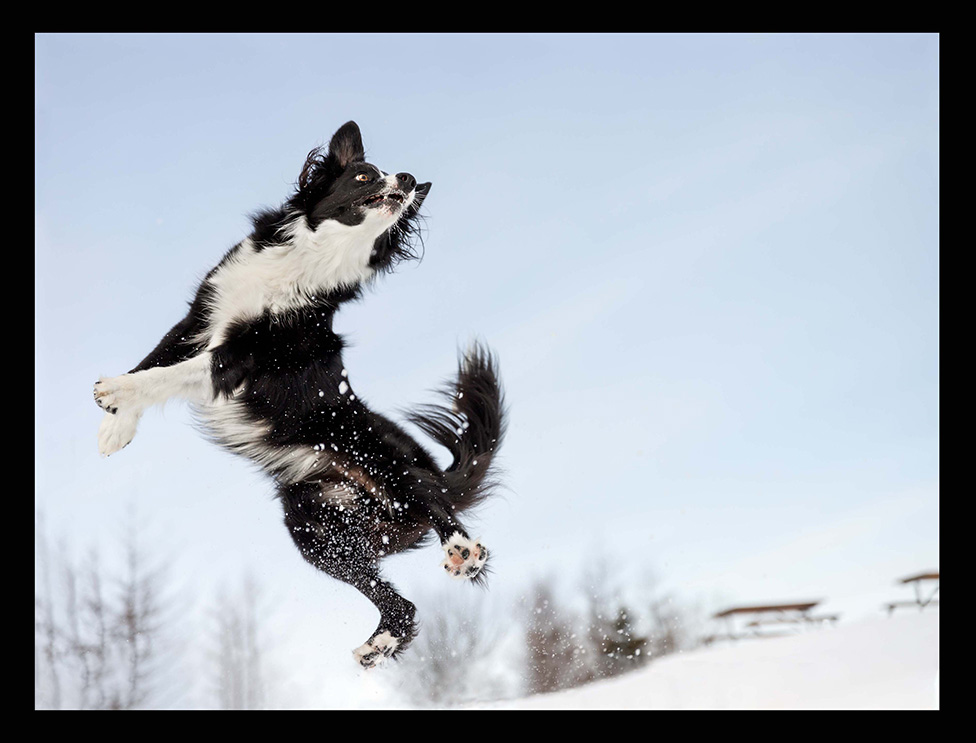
[407,342,506,513]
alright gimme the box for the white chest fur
[202,211,393,348]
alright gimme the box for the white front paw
[93,374,138,415]
[98,410,141,456]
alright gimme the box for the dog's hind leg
[345,567,418,669]
[280,482,417,669]
[415,501,490,583]
[398,472,491,584]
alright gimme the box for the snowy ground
[475,610,939,710]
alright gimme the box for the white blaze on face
[372,173,415,216]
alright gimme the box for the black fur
[98,121,505,664]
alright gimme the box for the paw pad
[441,532,488,580]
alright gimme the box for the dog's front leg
[94,352,215,455]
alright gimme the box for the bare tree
[34,511,177,710]
[35,513,61,709]
[388,588,509,707]
[209,572,270,710]
[514,557,696,697]
[521,580,591,695]
[645,594,685,659]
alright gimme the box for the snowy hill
[478,611,939,710]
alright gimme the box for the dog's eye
[355,173,370,182]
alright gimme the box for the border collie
[93,121,506,669]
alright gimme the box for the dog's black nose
[396,172,417,191]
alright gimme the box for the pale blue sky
[35,34,939,706]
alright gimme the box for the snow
[475,610,939,710]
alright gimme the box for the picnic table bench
[745,614,839,628]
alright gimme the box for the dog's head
[290,121,431,271]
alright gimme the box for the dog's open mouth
[361,191,406,209]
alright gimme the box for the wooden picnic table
[886,571,939,615]
[705,601,837,644]
[713,602,821,619]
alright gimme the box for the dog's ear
[297,146,330,195]
[297,121,366,196]
[328,121,365,169]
